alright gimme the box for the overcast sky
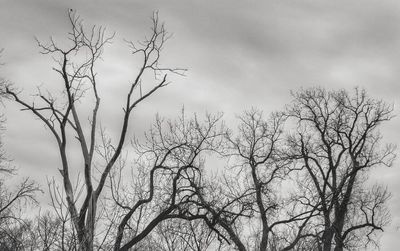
[1,0,399,249]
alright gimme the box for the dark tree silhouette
[287,87,395,251]
[5,11,185,251]
[191,110,317,251]
[109,112,225,250]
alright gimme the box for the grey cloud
[1,1,399,249]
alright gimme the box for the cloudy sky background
[1,0,399,249]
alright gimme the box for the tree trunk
[85,192,97,251]
[333,240,344,251]
[322,228,334,251]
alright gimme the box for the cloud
[1,1,399,249]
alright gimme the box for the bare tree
[109,111,225,250]
[132,219,216,251]
[5,10,185,251]
[192,109,316,251]
[0,177,39,251]
[287,87,395,251]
